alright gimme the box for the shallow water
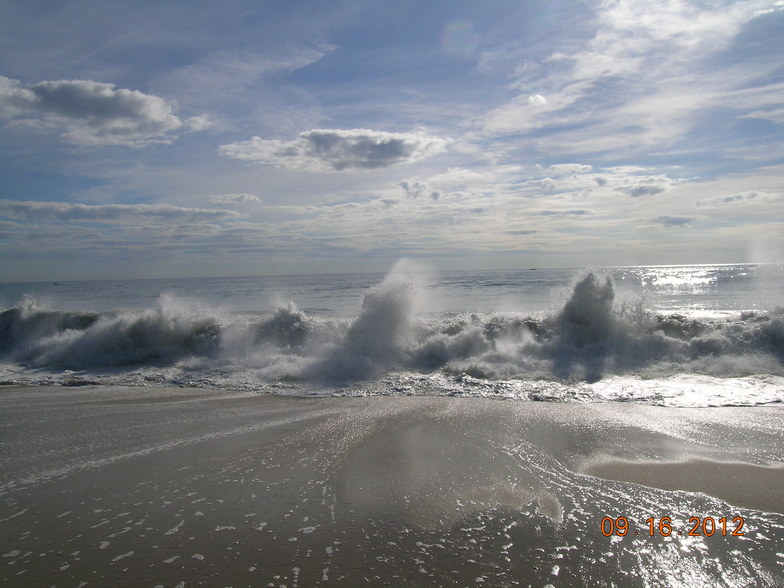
[1,389,782,587]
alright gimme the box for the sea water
[0,262,782,406]
[1,262,783,587]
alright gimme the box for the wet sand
[583,460,784,514]
[1,385,783,587]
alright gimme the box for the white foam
[112,551,134,562]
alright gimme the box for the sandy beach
[1,385,782,587]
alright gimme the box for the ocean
[1,262,783,587]
[1,262,782,406]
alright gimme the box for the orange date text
[600,516,745,537]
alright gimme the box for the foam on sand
[0,387,782,587]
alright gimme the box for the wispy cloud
[695,190,781,207]
[480,0,784,157]
[618,185,666,198]
[220,128,448,171]
[543,163,593,176]
[653,215,694,227]
[0,200,243,223]
[209,193,262,205]
[152,49,330,106]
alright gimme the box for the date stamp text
[600,516,745,537]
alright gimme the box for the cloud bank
[0,200,243,223]
[220,128,447,171]
[0,76,203,146]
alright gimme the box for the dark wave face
[0,296,221,369]
[1,264,782,406]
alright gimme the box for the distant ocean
[1,262,782,407]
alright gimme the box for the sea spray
[556,273,615,347]
[549,273,616,381]
[310,259,429,380]
[255,302,310,350]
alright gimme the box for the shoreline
[2,385,783,586]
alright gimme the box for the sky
[1,0,783,281]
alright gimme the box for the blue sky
[1,0,783,280]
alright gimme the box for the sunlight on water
[643,266,717,288]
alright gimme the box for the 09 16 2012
[600,516,745,537]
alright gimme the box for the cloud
[0,200,243,223]
[695,191,776,207]
[527,177,558,191]
[482,84,585,135]
[0,76,202,146]
[151,48,331,109]
[542,163,593,176]
[185,114,215,131]
[618,185,666,197]
[219,128,447,171]
[653,215,694,227]
[210,193,262,205]
[536,209,592,216]
[427,167,485,186]
[742,106,784,124]
[398,179,442,201]
[480,0,784,151]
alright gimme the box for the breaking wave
[0,294,221,369]
[1,265,782,402]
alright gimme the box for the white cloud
[482,83,588,135]
[527,94,547,106]
[0,76,201,147]
[742,107,784,124]
[559,0,774,85]
[209,193,262,205]
[398,179,441,201]
[527,177,558,192]
[695,190,780,207]
[427,167,485,186]
[512,165,682,201]
[0,200,243,223]
[611,172,682,197]
[219,128,448,171]
[618,185,665,198]
[653,215,694,227]
[185,114,215,131]
[536,209,592,217]
[543,163,593,176]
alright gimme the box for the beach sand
[1,385,782,587]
